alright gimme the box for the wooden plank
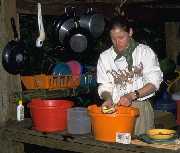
[2,119,179,153]
[16,0,114,16]
[0,0,22,125]
[20,87,92,99]
[16,0,161,16]
[0,128,24,153]
[165,22,180,63]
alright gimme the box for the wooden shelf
[13,87,95,100]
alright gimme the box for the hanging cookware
[63,24,92,53]
[2,17,29,74]
[54,7,92,53]
[36,2,45,48]
[79,8,105,38]
[53,7,77,45]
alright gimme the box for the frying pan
[2,17,29,74]
[63,25,92,53]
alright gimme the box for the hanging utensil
[54,7,92,53]
[2,17,29,74]
[64,23,92,53]
[79,8,105,38]
[53,7,76,45]
[36,2,45,47]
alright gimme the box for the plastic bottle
[17,99,24,121]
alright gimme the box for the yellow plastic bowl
[146,129,176,140]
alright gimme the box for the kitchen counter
[1,118,180,153]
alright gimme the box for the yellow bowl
[146,129,176,140]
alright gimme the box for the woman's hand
[117,92,134,107]
[101,99,116,114]
[102,99,113,108]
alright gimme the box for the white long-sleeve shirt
[97,44,163,104]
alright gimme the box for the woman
[97,16,163,136]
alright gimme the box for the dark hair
[108,16,131,33]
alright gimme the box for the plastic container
[17,99,24,121]
[67,107,91,134]
[66,60,82,76]
[88,105,139,142]
[21,74,80,90]
[28,99,73,132]
[172,92,180,125]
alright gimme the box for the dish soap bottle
[17,99,24,121]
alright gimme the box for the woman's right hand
[102,100,113,108]
[101,100,116,114]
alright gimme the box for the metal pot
[53,7,77,45]
[59,18,77,45]
[79,11,105,38]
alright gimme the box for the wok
[2,17,29,74]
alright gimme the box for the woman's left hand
[117,92,134,106]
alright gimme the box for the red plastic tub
[29,99,73,132]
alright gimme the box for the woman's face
[110,27,133,54]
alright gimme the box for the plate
[138,134,176,144]
[146,129,176,140]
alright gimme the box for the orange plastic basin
[88,105,139,142]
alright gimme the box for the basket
[21,74,80,90]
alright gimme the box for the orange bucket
[88,105,139,142]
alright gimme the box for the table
[1,119,180,153]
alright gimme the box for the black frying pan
[63,26,92,53]
[2,17,29,74]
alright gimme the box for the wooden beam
[0,0,22,125]
[16,0,162,15]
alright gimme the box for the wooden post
[165,22,180,63]
[0,0,22,124]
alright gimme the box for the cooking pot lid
[69,33,88,53]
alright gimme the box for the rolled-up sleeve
[97,55,113,99]
[141,48,163,90]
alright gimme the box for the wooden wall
[0,0,22,125]
[165,22,180,63]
